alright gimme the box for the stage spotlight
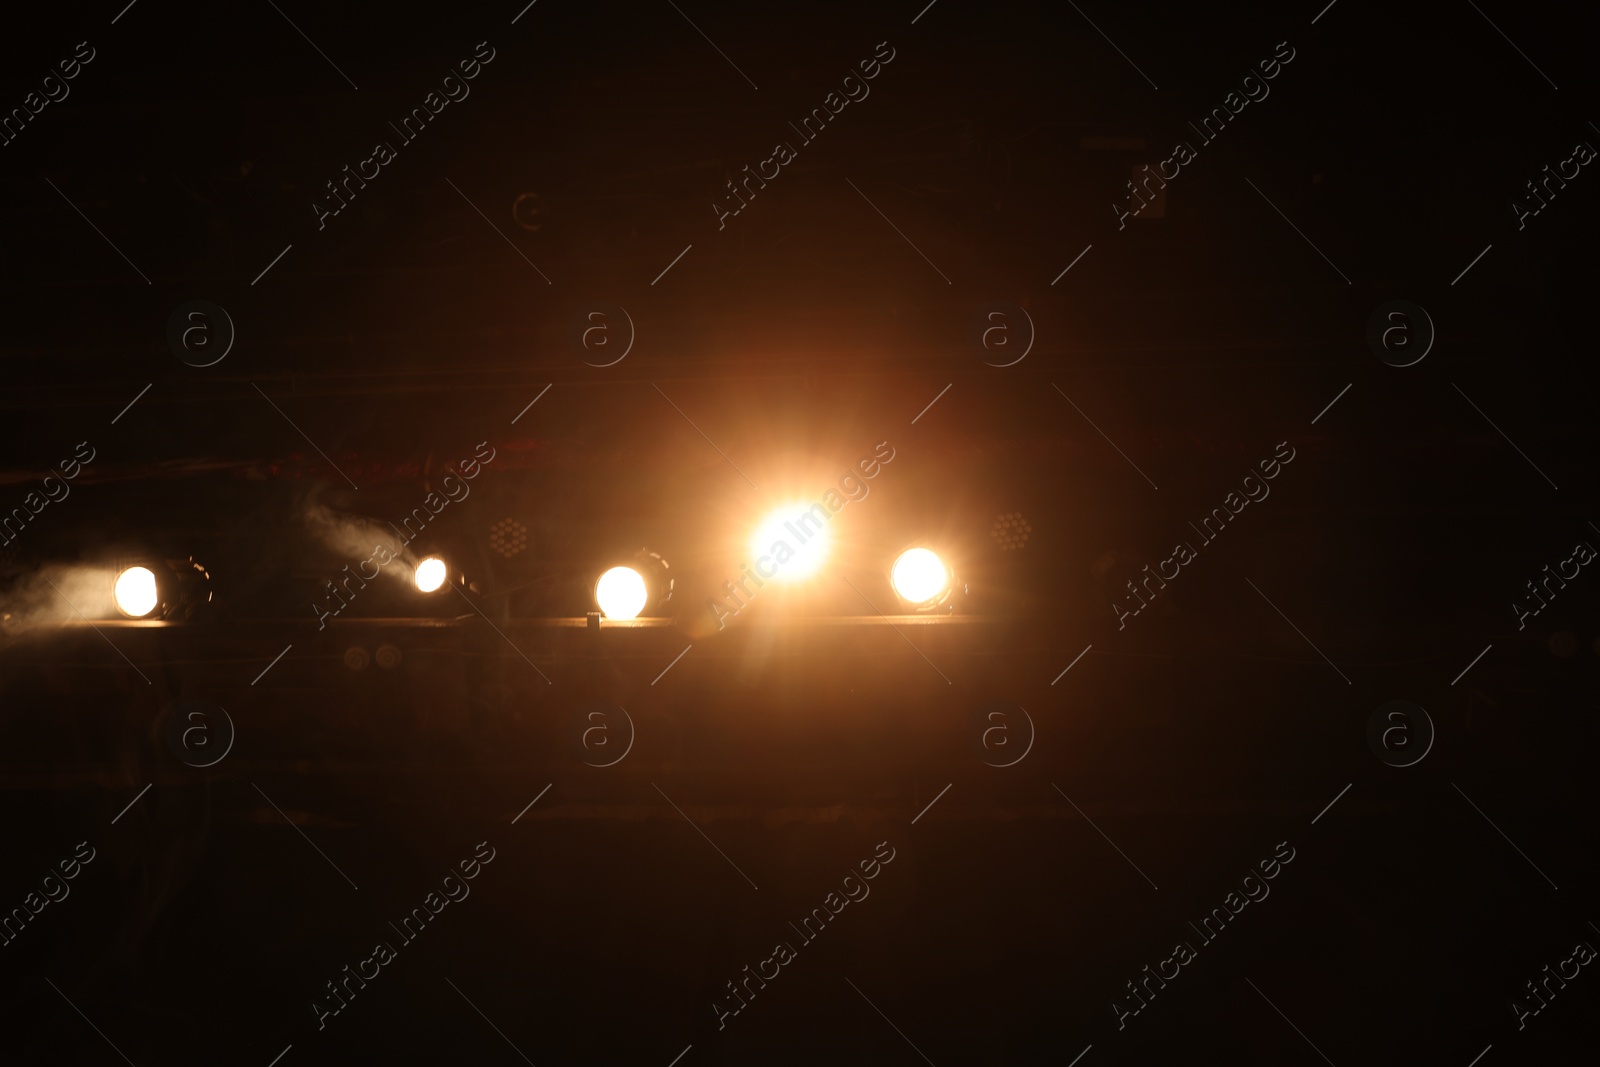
[595,566,648,619]
[750,504,831,581]
[890,547,957,610]
[414,556,448,593]
[114,566,160,617]
[891,548,950,603]
[593,550,673,619]
[109,557,211,620]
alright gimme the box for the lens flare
[595,566,649,619]
[890,548,951,605]
[114,566,159,617]
[749,503,832,581]
[414,556,447,593]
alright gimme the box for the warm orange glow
[114,566,159,617]
[595,566,648,618]
[749,503,832,581]
[891,548,950,604]
[414,556,448,593]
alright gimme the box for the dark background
[0,1,1596,1064]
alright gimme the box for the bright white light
[891,548,951,605]
[414,556,448,593]
[114,566,159,617]
[595,566,649,619]
[750,503,832,581]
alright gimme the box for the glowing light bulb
[749,504,832,581]
[891,548,950,605]
[414,556,447,593]
[114,566,159,617]
[595,566,648,619]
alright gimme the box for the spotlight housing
[889,546,962,612]
[593,549,673,619]
[112,557,214,620]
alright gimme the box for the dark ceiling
[1,1,1597,1065]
